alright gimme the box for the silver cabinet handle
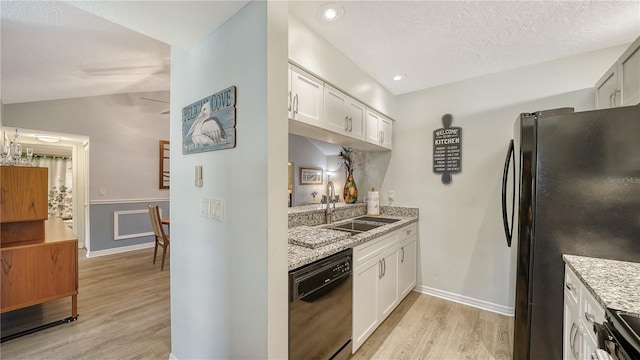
[610,92,614,108]
[288,91,291,111]
[293,94,299,114]
[348,116,353,132]
[585,312,596,324]
[570,322,577,356]
[613,89,621,107]
[565,282,574,292]
[382,258,386,277]
[401,247,405,263]
[344,116,349,131]
[379,260,383,279]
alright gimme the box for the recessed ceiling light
[392,73,407,81]
[36,135,62,143]
[317,3,345,22]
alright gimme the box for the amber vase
[343,169,358,204]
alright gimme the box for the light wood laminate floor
[1,248,512,360]
[351,292,514,360]
[1,248,171,360]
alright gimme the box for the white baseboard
[414,285,514,316]
[168,353,178,360]
[86,242,155,258]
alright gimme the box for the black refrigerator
[501,104,640,360]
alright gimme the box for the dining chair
[148,204,170,271]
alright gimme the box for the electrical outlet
[388,190,395,202]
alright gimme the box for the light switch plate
[210,197,224,222]
[199,198,210,218]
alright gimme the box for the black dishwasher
[289,249,352,360]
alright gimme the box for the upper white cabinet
[324,84,366,141]
[596,36,640,109]
[366,109,392,149]
[288,63,393,151]
[289,65,324,128]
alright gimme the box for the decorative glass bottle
[343,169,358,204]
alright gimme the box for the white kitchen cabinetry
[366,109,392,149]
[324,84,366,141]
[563,265,605,360]
[289,65,324,127]
[596,36,640,109]
[352,223,417,353]
[398,236,417,299]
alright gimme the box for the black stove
[600,308,640,360]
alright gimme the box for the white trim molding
[86,242,155,258]
[414,285,515,317]
[169,353,179,360]
[113,209,161,240]
[91,198,169,205]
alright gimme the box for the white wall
[169,2,288,359]
[288,15,396,119]
[383,45,627,313]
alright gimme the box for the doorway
[3,127,90,249]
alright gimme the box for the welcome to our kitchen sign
[433,113,462,184]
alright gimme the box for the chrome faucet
[326,177,336,224]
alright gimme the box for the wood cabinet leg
[72,294,78,317]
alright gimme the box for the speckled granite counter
[563,254,640,315]
[288,206,418,270]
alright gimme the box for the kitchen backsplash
[288,203,418,228]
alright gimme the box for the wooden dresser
[0,166,78,318]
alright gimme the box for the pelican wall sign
[182,86,237,154]
[433,113,462,184]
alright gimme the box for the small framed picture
[300,167,323,185]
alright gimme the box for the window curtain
[34,155,73,219]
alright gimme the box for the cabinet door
[564,293,581,360]
[287,64,293,119]
[380,115,393,149]
[324,85,348,134]
[353,257,381,352]
[366,110,381,145]
[378,247,399,321]
[621,44,640,106]
[596,65,618,109]
[0,166,48,223]
[346,99,366,141]
[398,237,417,299]
[290,66,323,128]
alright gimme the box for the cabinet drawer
[353,231,398,268]
[564,265,580,306]
[398,223,417,242]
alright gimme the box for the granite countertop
[563,254,640,315]
[288,214,418,271]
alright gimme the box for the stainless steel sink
[354,216,400,224]
[329,221,383,235]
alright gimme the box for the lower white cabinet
[398,236,417,299]
[563,265,605,360]
[353,224,417,352]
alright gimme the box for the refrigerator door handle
[501,139,515,247]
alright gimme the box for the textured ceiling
[0,1,248,104]
[1,1,639,104]
[290,1,640,95]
